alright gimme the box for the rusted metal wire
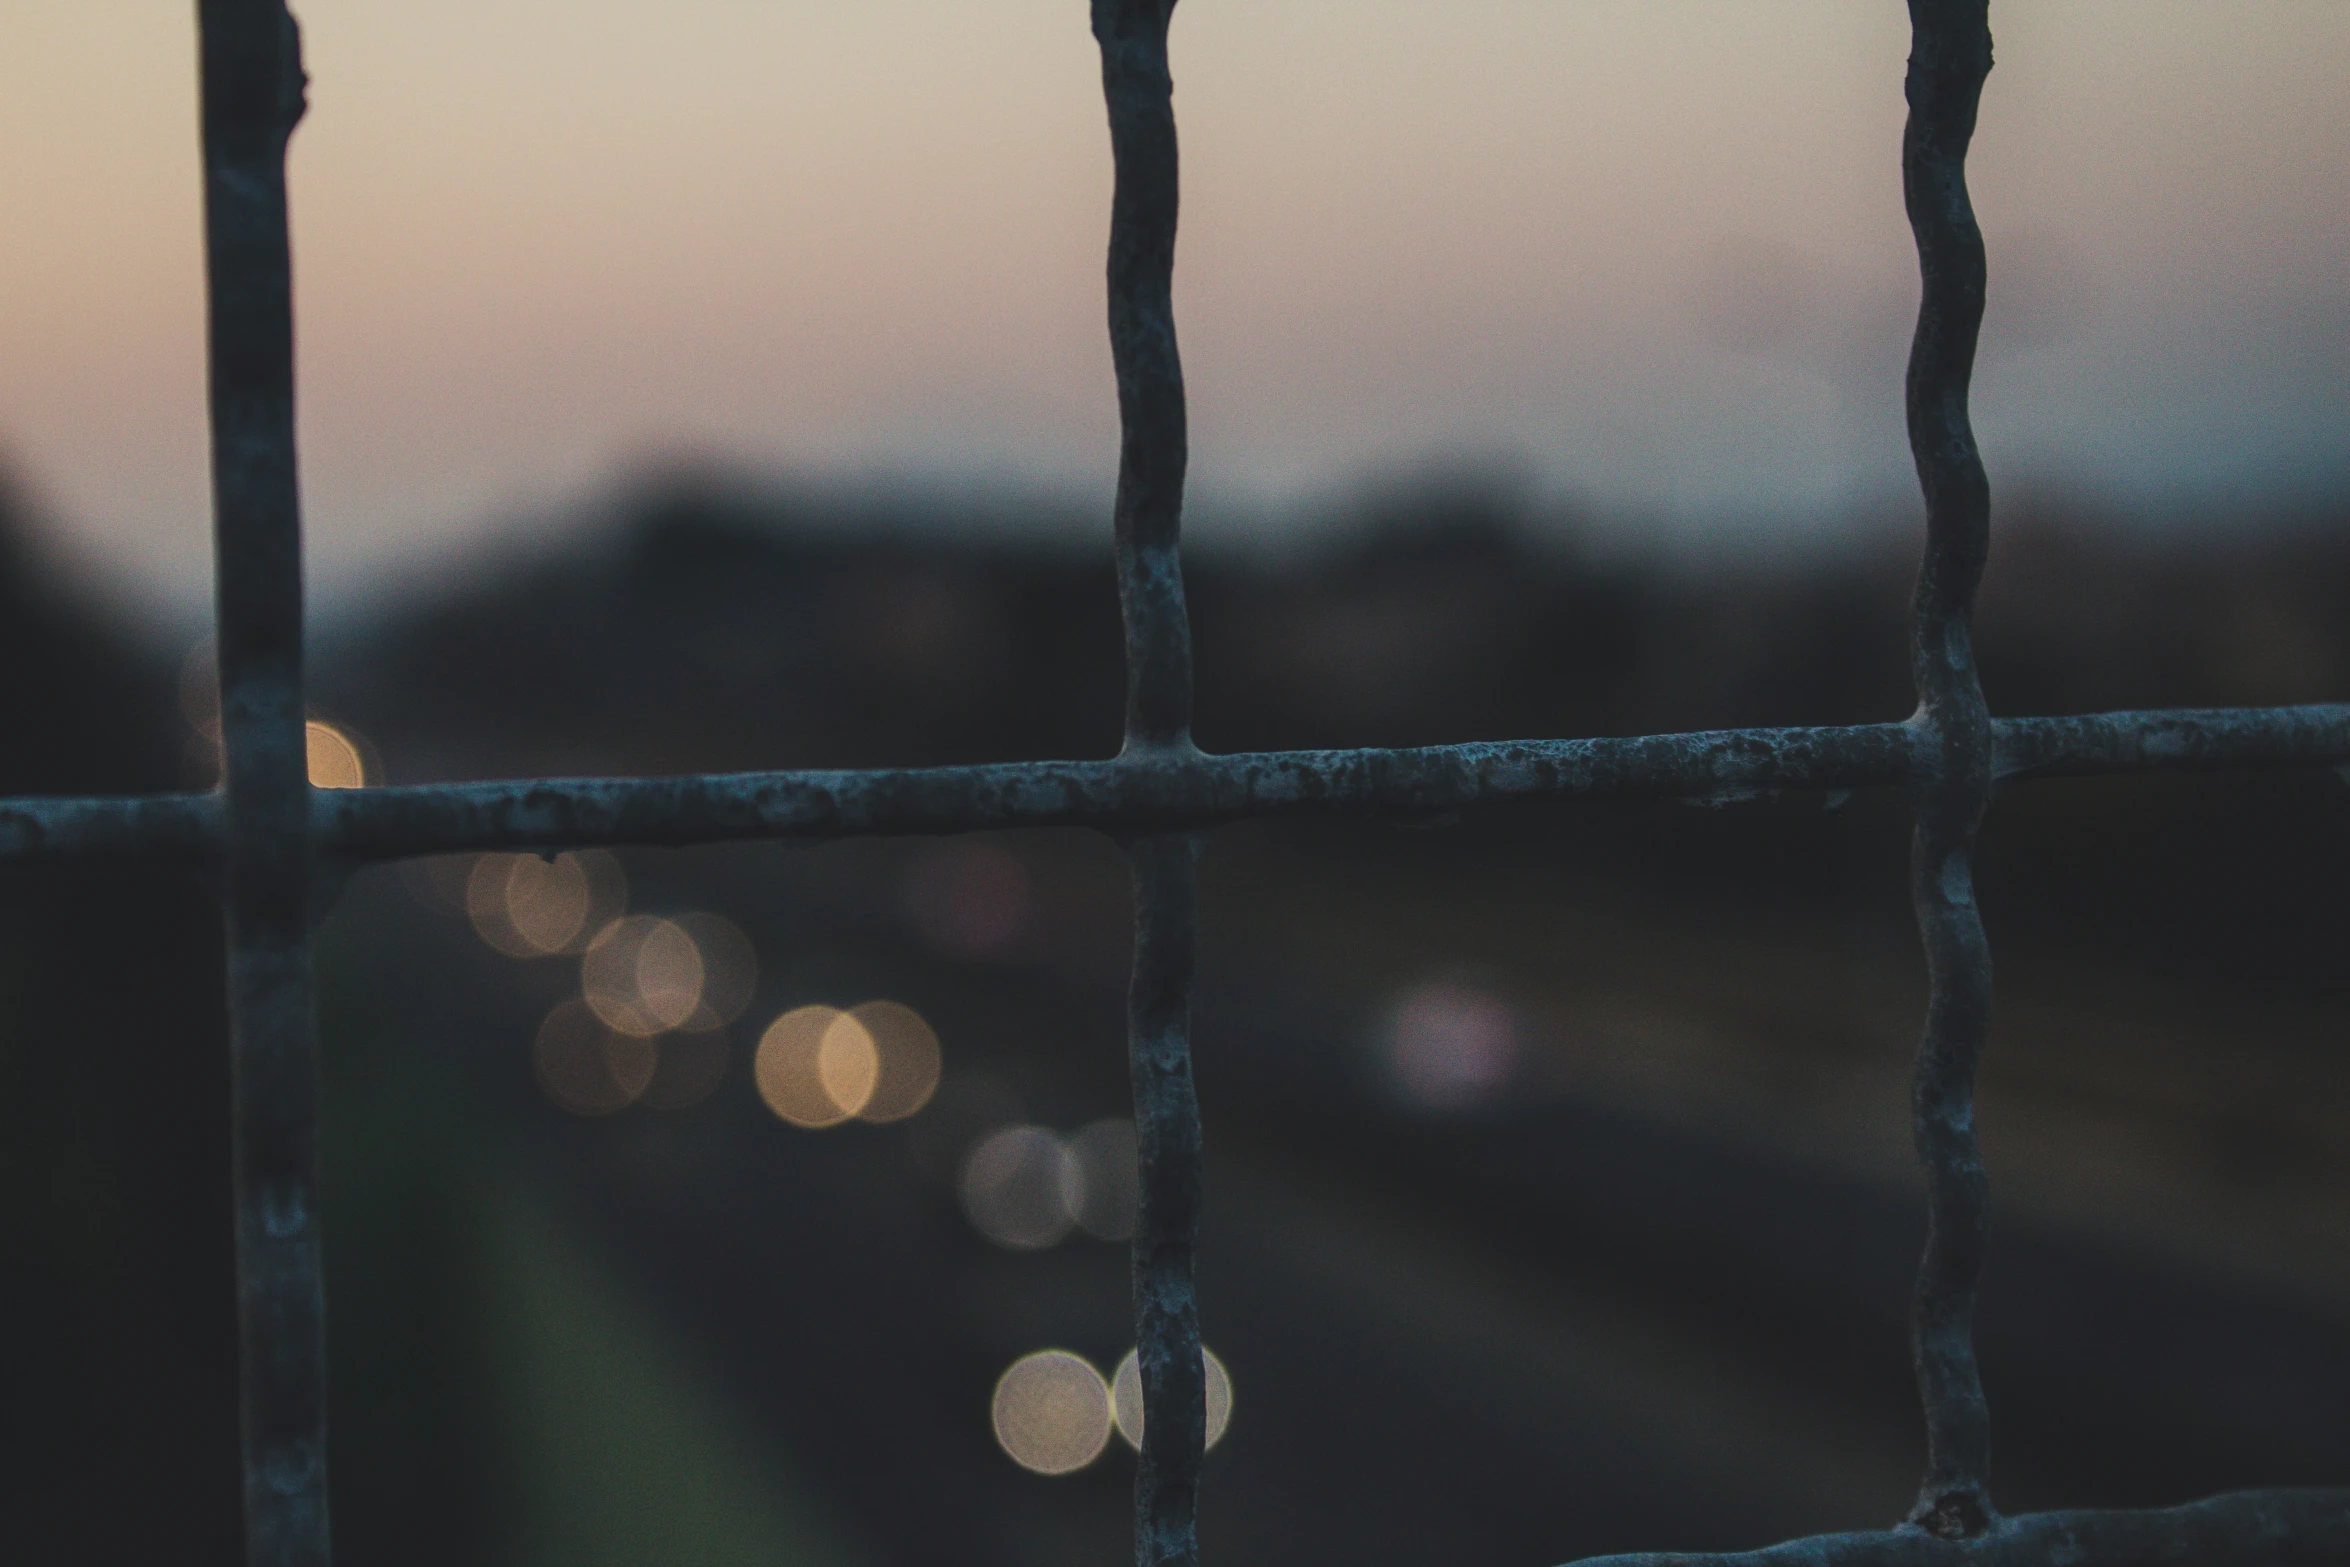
[1126,832,1205,1567]
[310,704,2346,857]
[1094,5,1208,1566]
[1563,1487,2350,1567]
[1989,703,2350,779]
[0,702,2344,865]
[1097,0,1195,761]
[197,4,330,1565]
[6,3,2343,1565]
[0,701,2344,866]
[0,790,220,861]
[1897,0,1998,1540]
[320,723,1917,854]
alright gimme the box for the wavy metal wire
[7,2,2343,1564]
[1897,0,1999,1538]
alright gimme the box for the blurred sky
[1,1,2345,616]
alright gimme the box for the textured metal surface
[1896,0,1998,1539]
[1126,833,1205,1567]
[310,706,2349,858]
[197,3,331,1565]
[0,702,2345,865]
[1096,0,1194,760]
[1093,6,1208,1566]
[3,703,2347,865]
[1564,1488,2350,1567]
[0,790,220,861]
[312,723,1917,855]
[1990,703,2350,780]
[7,3,2343,1565]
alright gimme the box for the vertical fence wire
[1126,834,1206,1567]
[1898,0,1999,1540]
[1095,0,1196,760]
[197,3,331,1564]
[1094,5,1207,1567]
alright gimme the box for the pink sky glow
[1,2,2344,615]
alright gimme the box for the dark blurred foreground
[4,468,2347,1565]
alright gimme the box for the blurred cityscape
[4,464,2348,1566]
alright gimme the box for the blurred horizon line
[2,442,2347,656]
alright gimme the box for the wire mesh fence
[5,1,2347,1563]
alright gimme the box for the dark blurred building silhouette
[322,469,2350,1003]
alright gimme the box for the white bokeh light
[992,1350,1113,1476]
[1111,1346,1234,1453]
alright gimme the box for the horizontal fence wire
[1565,1488,2350,1567]
[0,704,2345,866]
[6,1,2342,1564]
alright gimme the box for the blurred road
[320,818,2350,1567]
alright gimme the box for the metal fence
[6,2,2347,1563]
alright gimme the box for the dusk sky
[2,2,2344,618]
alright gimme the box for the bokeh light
[176,641,377,790]
[1382,980,1521,1110]
[755,1005,854,1129]
[465,856,542,958]
[639,1032,729,1112]
[1111,1347,1233,1453]
[845,1000,942,1123]
[582,915,705,1035]
[991,1351,1112,1476]
[303,720,368,788]
[672,912,758,1029]
[816,1010,880,1118]
[1067,1118,1140,1242]
[757,1000,944,1130]
[960,1124,1080,1251]
[464,850,628,959]
[534,997,658,1116]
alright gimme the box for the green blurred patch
[323,953,853,1567]
[480,1182,857,1567]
